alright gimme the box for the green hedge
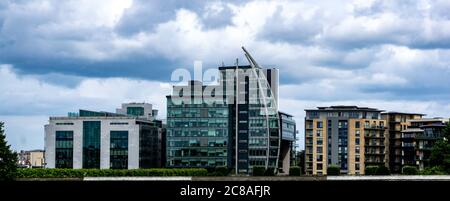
[289,166,301,176]
[208,166,230,176]
[402,166,418,175]
[252,166,265,176]
[264,168,275,176]
[327,165,340,175]
[365,166,390,175]
[420,166,446,175]
[15,168,208,178]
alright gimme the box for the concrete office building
[381,112,424,173]
[166,47,294,175]
[402,118,448,170]
[305,106,388,175]
[45,103,163,169]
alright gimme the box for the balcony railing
[365,125,385,130]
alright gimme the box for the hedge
[15,168,208,178]
[365,166,390,175]
[402,166,418,175]
[420,166,446,175]
[264,167,276,176]
[289,166,301,176]
[376,166,390,175]
[208,166,230,176]
[252,166,265,176]
[327,165,340,175]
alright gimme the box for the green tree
[0,122,18,180]
[430,121,450,173]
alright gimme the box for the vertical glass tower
[55,131,73,168]
[83,121,101,169]
[166,47,282,175]
[166,82,230,167]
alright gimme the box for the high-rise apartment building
[381,112,423,173]
[402,118,448,170]
[305,106,388,175]
[44,103,163,169]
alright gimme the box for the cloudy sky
[1,0,450,151]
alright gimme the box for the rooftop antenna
[242,46,260,68]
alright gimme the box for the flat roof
[305,105,383,112]
[381,111,425,116]
[408,118,446,122]
[278,111,294,117]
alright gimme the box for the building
[18,150,45,168]
[116,102,158,120]
[402,118,448,170]
[305,106,388,175]
[166,47,291,175]
[381,112,424,173]
[44,103,163,169]
[278,112,297,174]
[166,80,230,168]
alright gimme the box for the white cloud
[0,64,171,117]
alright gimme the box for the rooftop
[408,118,447,123]
[381,111,425,116]
[305,105,384,112]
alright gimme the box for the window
[355,121,360,128]
[317,139,323,145]
[56,122,74,125]
[316,147,323,154]
[355,130,360,137]
[317,163,323,170]
[316,130,322,137]
[110,131,128,169]
[317,121,323,128]
[110,122,129,125]
[355,155,360,162]
[127,107,144,116]
[83,121,101,169]
[355,138,360,145]
[55,131,73,168]
[317,155,323,161]
[355,164,360,170]
[355,146,360,154]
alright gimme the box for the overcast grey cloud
[0,0,449,151]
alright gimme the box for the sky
[1,0,450,151]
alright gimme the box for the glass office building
[166,48,289,175]
[166,89,230,167]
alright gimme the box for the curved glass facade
[166,64,281,175]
